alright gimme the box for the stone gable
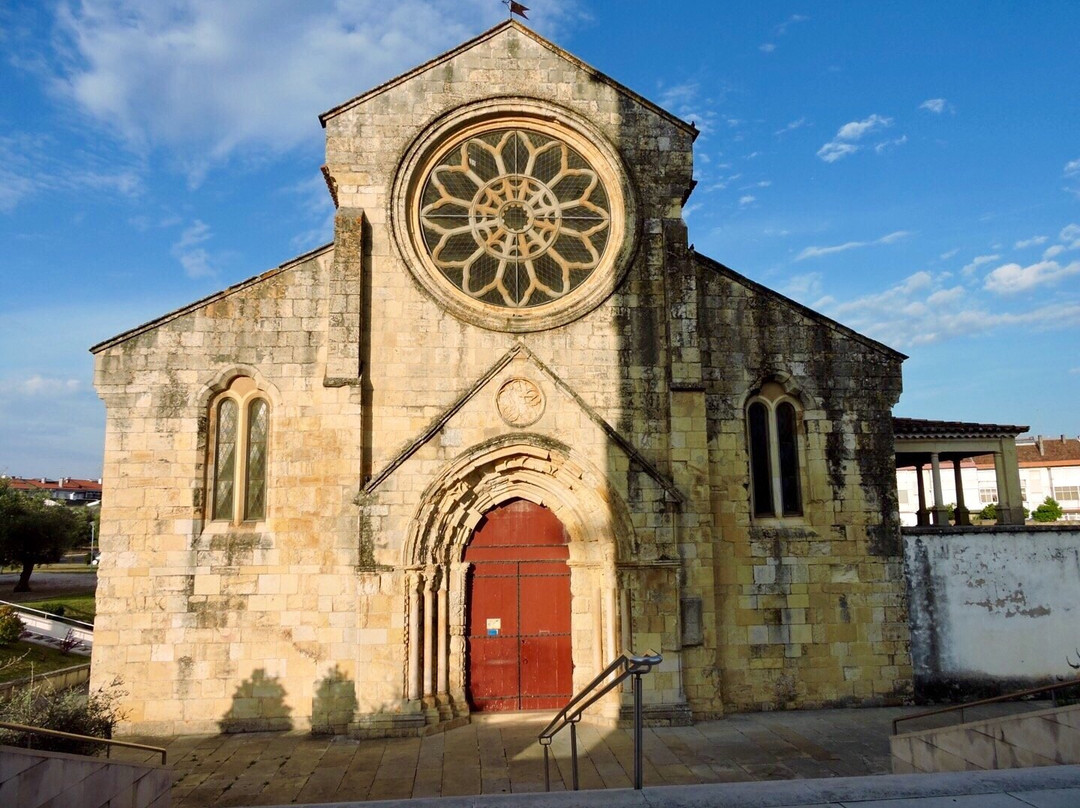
[91,22,911,736]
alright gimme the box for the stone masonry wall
[91,248,371,735]
[698,258,912,713]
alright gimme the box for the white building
[897,434,1080,524]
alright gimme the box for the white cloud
[796,230,910,261]
[759,43,776,53]
[1015,235,1048,249]
[926,286,965,306]
[13,376,83,396]
[821,271,1080,348]
[0,132,143,212]
[171,220,218,279]
[960,254,1000,277]
[836,114,892,141]
[874,135,907,154]
[51,1,545,176]
[657,81,721,136]
[817,114,893,162]
[775,14,809,36]
[1065,159,1080,178]
[939,248,960,260]
[984,259,1080,294]
[1061,223,1080,248]
[781,272,824,302]
[1044,244,1066,259]
[817,141,859,163]
[919,98,949,114]
[738,195,756,207]
[774,117,806,136]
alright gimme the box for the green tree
[1032,497,1063,523]
[0,480,89,592]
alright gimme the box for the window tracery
[747,382,803,518]
[418,128,611,308]
[208,376,269,524]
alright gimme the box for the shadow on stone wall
[219,669,293,733]
[311,665,359,735]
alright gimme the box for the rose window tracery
[418,129,612,308]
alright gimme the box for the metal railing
[538,651,662,791]
[0,721,167,765]
[892,675,1080,736]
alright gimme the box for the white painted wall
[905,528,1080,685]
[897,465,1080,525]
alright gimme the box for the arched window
[209,377,269,524]
[747,383,803,518]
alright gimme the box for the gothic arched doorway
[464,499,573,711]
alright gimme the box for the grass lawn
[0,641,88,684]
[20,594,97,624]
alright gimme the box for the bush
[1032,497,1063,523]
[0,679,126,756]
[0,606,24,645]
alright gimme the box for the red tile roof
[972,436,1080,468]
[892,417,1029,440]
[3,476,102,493]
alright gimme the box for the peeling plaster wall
[904,526,1080,699]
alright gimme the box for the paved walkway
[110,704,1051,807]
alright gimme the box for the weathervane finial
[503,1,529,20]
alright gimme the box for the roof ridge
[319,20,696,135]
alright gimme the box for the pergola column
[994,439,1026,525]
[952,458,971,526]
[930,452,950,525]
[915,463,930,526]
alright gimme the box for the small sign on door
[486,618,501,636]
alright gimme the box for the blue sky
[1,1,1078,479]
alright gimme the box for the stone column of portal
[619,585,632,652]
[603,584,618,667]
[437,571,451,720]
[619,583,633,696]
[406,571,421,703]
[952,458,971,525]
[422,571,435,696]
[422,570,438,723]
[448,562,471,714]
[930,452,950,525]
[915,464,930,526]
[592,586,604,677]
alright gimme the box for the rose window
[418,129,612,308]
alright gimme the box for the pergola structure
[893,418,1029,526]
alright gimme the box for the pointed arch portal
[465,499,572,711]
[401,438,639,722]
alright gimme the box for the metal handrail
[0,600,95,631]
[892,675,1080,736]
[538,651,662,791]
[0,720,167,765]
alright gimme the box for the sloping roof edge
[694,252,908,361]
[318,20,697,136]
[893,417,1029,440]
[89,243,334,354]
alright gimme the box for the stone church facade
[91,22,912,737]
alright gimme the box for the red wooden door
[465,499,572,711]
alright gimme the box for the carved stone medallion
[496,378,545,427]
